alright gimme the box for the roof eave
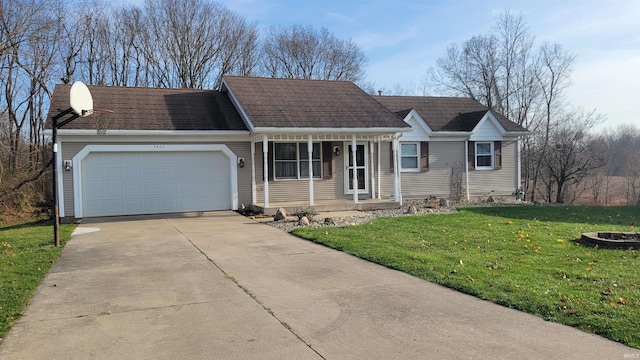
[253,127,411,134]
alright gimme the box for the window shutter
[494,141,502,170]
[322,142,332,179]
[267,141,274,181]
[420,142,429,172]
[468,141,475,170]
[389,143,394,172]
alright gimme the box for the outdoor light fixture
[334,146,340,156]
[238,157,245,168]
[64,160,72,171]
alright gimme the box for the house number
[153,145,165,150]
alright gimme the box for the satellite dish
[70,81,93,117]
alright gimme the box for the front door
[345,143,368,194]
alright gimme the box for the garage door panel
[81,151,231,217]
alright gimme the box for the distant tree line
[0,1,637,216]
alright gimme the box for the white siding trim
[72,144,238,218]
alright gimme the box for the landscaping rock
[439,198,449,207]
[274,208,287,221]
[486,196,495,203]
[299,216,310,226]
[324,217,335,225]
[407,205,418,214]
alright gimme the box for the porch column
[393,137,400,202]
[369,142,375,199]
[251,140,256,204]
[377,141,381,199]
[263,137,269,208]
[308,137,314,206]
[352,135,358,204]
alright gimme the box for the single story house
[46,76,528,219]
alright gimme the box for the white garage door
[81,151,231,217]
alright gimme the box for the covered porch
[249,132,403,213]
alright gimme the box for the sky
[121,0,640,131]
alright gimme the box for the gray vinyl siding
[468,139,518,196]
[60,141,252,218]
[400,141,465,198]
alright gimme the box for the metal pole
[52,115,60,247]
[51,108,76,247]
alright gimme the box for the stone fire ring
[580,232,640,250]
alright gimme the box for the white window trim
[475,141,494,170]
[400,142,420,172]
[273,141,322,181]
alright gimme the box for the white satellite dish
[70,81,93,117]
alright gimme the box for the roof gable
[221,76,409,131]
[398,109,432,141]
[469,111,505,141]
[45,85,247,131]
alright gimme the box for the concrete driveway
[0,211,636,359]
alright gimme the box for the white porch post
[465,140,470,201]
[263,137,269,208]
[352,135,358,204]
[308,137,314,206]
[377,141,381,199]
[517,138,522,195]
[251,140,256,204]
[393,137,400,203]
[369,142,375,199]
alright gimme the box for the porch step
[254,201,401,216]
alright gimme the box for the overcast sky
[123,0,640,131]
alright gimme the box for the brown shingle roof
[222,76,409,130]
[373,96,527,133]
[45,85,247,131]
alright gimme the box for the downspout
[517,138,522,198]
[465,140,470,201]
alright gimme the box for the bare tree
[541,109,605,203]
[261,24,367,82]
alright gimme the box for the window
[274,142,321,180]
[475,142,493,169]
[400,143,419,171]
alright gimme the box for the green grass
[293,206,640,348]
[0,218,76,338]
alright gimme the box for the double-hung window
[274,142,321,180]
[475,142,493,169]
[400,143,419,171]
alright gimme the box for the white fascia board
[254,127,411,134]
[219,78,256,133]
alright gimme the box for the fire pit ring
[580,232,640,249]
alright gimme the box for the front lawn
[293,206,640,348]
[0,219,76,339]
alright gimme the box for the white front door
[344,143,368,194]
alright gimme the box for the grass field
[0,218,76,339]
[292,206,640,348]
